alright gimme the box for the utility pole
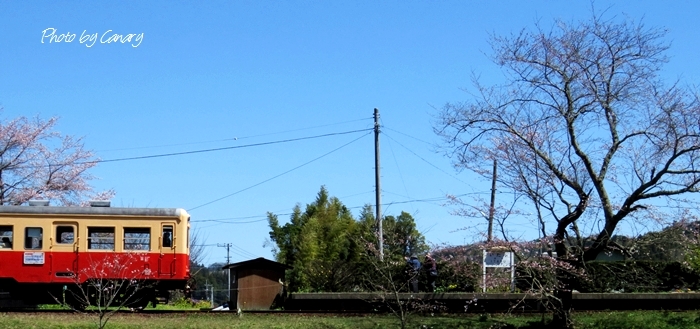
[374,108,383,261]
[217,243,232,303]
[488,159,497,242]
[204,281,213,306]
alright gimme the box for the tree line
[267,186,429,293]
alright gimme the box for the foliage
[188,262,229,306]
[572,261,700,293]
[268,186,362,292]
[168,296,212,309]
[267,186,429,293]
[436,12,700,328]
[357,206,429,263]
[430,245,482,292]
[628,221,700,263]
[430,240,700,295]
[0,112,114,205]
[685,246,700,273]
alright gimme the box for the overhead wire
[187,130,373,211]
[230,243,258,259]
[9,128,373,170]
[380,118,416,217]
[191,243,258,261]
[96,117,373,153]
[381,130,472,186]
[383,126,434,146]
[78,119,494,257]
[91,128,373,165]
[191,192,486,224]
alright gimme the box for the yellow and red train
[0,202,190,308]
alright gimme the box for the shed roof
[222,257,292,270]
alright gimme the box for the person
[163,231,172,248]
[406,254,421,293]
[424,254,438,292]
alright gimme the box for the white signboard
[482,250,515,292]
[24,252,45,265]
[484,251,513,268]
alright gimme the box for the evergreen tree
[268,186,361,292]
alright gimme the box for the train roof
[0,205,188,218]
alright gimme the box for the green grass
[574,311,700,329]
[0,311,699,329]
[37,298,208,312]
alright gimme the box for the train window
[25,227,43,250]
[0,225,12,249]
[87,227,115,250]
[56,226,74,244]
[124,228,150,251]
[163,225,173,248]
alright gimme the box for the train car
[0,201,190,308]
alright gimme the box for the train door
[158,223,176,277]
[50,222,79,281]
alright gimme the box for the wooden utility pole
[217,243,232,303]
[374,108,383,261]
[488,159,497,242]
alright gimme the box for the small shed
[222,257,291,310]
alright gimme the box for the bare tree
[359,236,429,329]
[58,253,154,329]
[0,112,114,205]
[364,260,412,328]
[189,227,207,266]
[435,13,700,327]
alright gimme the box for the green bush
[572,261,700,293]
[170,297,212,309]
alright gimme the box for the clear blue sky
[1,1,698,265]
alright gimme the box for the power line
[93,128,373,164]
[384,125,414,214]
[187,130,373,211]
[11,128,373,170]
[381,130,471,186]
[195,218,269,224]
[195,243,257,260]
[96,117,373,153]
[190,192,485,225]
[382,126,434,146]
[230,243,258,259]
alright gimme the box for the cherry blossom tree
[435,13,700,327]
[0,112,113,205]
[59,253,155,329]
[435,13,700,264]
[357,234,442,329]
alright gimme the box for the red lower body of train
[0,250,189,308]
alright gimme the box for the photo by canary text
[40,28,144,48]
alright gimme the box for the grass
[574,311,700,329]
[37,298,209,312]
[0,311,699,328]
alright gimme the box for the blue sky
[1,1,699,265]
